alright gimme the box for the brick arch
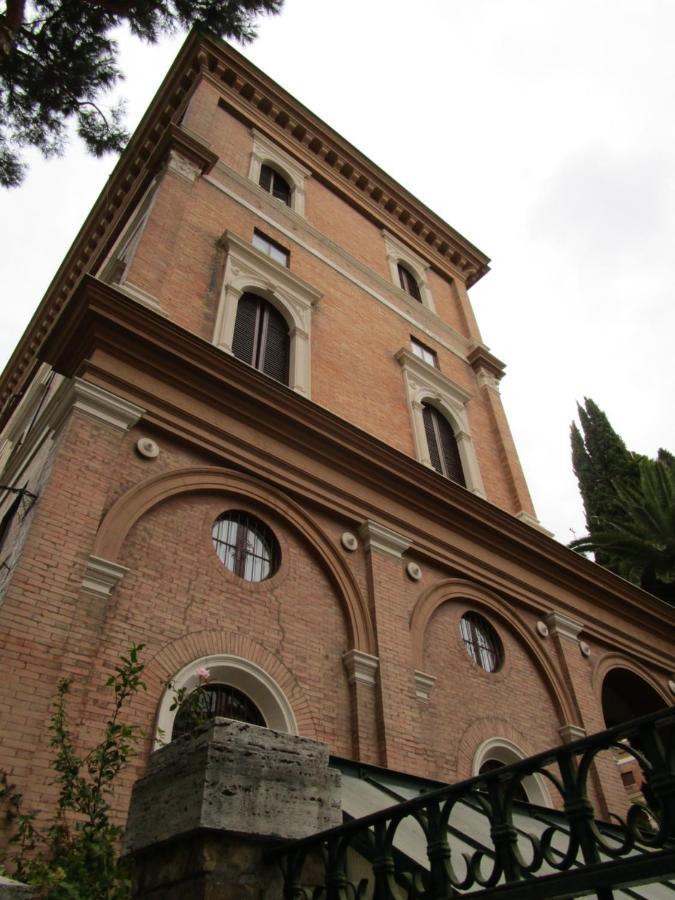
[456,716,541,781]
[592,652,671,707]
[143,628,318,740]
[92,466,374,654]
[410,578,574,725]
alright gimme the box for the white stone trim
[516,510,552,536]
[383,230,435,312]
[473,737,552,807]
[248,129,311,216]
[167,149,202,183]
[213,231,322,398]
[559,723,587,744]
[154,654,298,749]
[414,670,436,701]
[115,281,166,316]
[342,649,379,686]
[395,349,485,497]
[358,520,410,558]
[81,555,129,600]
[545,612,583,642]
[47,378,145,434]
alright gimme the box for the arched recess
[473,736,553,808]
[593,654,669,728]
[92,466,374,654]
[410,578,575,726]
[143,629,317,748]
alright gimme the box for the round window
[459,612,503,673]
[212,511,280,582]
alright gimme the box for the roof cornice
[40,277,675,641]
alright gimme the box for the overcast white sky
[2,0,674,542]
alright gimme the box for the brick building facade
[0,31,673,833]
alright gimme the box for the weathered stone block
[0,875,34,898]
[124,718,341,854]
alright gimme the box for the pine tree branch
[0,0,26,57]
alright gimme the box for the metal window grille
[259,164,291,205]
[397,263,422,302]
[212,511,280,582]
[172,683,266,739]
[460,612,502,672]
[231,293,290,386]
[422,403,465,486]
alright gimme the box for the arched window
[212,511,280,583]
[460,612,502,673]
[259,164,291,205]
[397,263,422,302]
[232,292,290,385]
[422,403,465,485]
[473,739,552,807]
[172,683,266,740]
[479,758,528,802]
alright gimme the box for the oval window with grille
[459,612,503,673]
[212,511,280,582]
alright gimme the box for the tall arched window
[232,292,290,385]
[397,263,422,302]
[259,164,291,205]
[422,402,465,485]
[172,683,266,740]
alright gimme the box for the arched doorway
[601,667,668,811]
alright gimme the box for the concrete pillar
[124,719,341,899]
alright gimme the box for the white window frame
[383,230,435,312]
[214,231,322,397]
[154,654,298,749]
[248,129,311,217]
[395,348,485,497]
[473,738,552,807]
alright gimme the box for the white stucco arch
[154,653,298,749]
[473,737,552,808]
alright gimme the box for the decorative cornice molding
[81,555,130,600]
[414,670,436,702]
[467,344,506,381]
[150,123,218,178]
[47,378,145,435]
[342,649,379,686]
[558,723,587,744]
[545,611,584,642]
[395,349,472,408]
[37,278,675,646]
[219,231,322,309]
[358,520,410,558]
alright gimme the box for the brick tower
[0,31,672,833]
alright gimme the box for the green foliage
[0,645,146,898]
[570,399,675,604]
[0,0,284,186]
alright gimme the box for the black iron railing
[274,706,675,898]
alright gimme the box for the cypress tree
[570,398,641,569]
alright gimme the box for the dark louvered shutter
[398,263,422,302]
[423,404,443,473]
[422,403,465,486]
[259,164,273,192]
[232,293,259,365]
[260,303,290,384]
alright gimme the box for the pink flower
[196,666,210,681]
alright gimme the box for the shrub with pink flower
[196,666,210,682]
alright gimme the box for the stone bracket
[358,521,410,558]
[414,670,436,702]
[82,555,129,599]
[343,649,379,686]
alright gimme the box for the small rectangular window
[411,337,438,367]
[252,230,290,267]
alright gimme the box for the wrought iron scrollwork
[273,706,675,898]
